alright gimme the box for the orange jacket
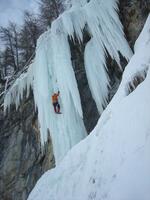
[52,93,59,103]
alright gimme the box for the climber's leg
[53,103,57,113]
[57,103,60,113]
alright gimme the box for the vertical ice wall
[32,28,87,164]
[4,0,132,164]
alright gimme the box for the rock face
[119,0,150,48]
[0,95,55,200]
[0,1,149,199]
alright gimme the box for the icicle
[4,64,34,113]
[84,38,110,113]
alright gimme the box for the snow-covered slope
[28,15,150,200]
[4,0,132,164]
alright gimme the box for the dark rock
[69,35,100,133]
[126,69,148,95]
[0,95,55,200]
[119,0,150,48]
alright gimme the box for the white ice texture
[28,15,150,200]
[4,0,132,164]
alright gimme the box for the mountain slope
[28,15,150,200]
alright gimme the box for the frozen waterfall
[4,0,132,164]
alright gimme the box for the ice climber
[52,91,61,114]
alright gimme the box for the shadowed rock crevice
[126,69,148,95]
[69,32,100,133]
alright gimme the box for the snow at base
[28,15,150,200]
[4,0,132,164]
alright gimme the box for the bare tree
[0,22,20,71]
[19,11,43,65]
[0,1,64,79]
[39,0,64,27]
